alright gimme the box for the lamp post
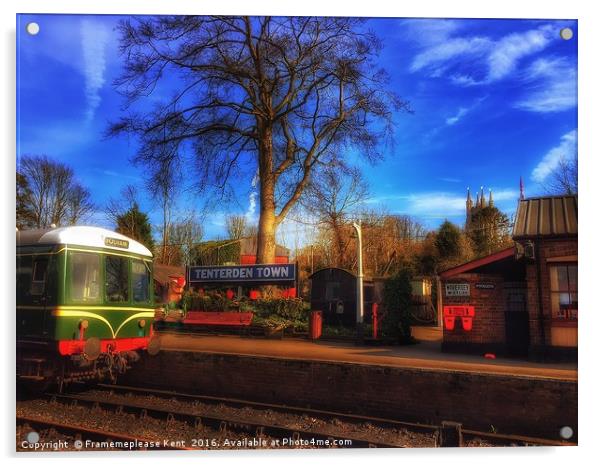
[352,221,364,343]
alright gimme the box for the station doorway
[504,282,530,357]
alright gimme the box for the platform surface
[156,332,577,381]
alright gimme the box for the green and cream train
[17,226,160,389]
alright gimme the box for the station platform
[156,331,577,381]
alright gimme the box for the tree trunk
[256,124,277,264]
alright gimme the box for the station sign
[445,283,470,297]
[475,282,496,290]
[188,263,296,283]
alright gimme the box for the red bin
[309,310,323,340]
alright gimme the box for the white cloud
[531,130,577,182]
[446,107,469,126]
[486,25,555,81]
[366,186,519,220]
[489,188,520,202]
[514,57,577,113]
[246,171,259,222]
[408,23,559,86]
[450,74,481,87]
[438,177,462,183]
[80,19,110,122]
[401,19,462,46]
[410,36,492,74]
[444,96,487,126]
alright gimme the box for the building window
[132,260,150,303]
[70,252,101,303]
[549,263,578,321]
[106,256,129,303]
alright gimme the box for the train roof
[16,226,153,258]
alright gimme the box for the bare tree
[301,164,368,267]
[226,214,248,240]
[168,215,204,266]
[144,144,182,264]
[106,184,139,229]
[109,16,407,264]
[546,155,578,195]
[17,155,94,228]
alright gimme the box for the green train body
[17,226,160,388]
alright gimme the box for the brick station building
[439,194,577,360]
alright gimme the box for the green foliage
[382,266,414,344]
[115,203,155,251]
[435,220,462,260]
[193,240,241,265]
[180,290,236,312]
[413,232,438,275]
[252,298,306,320]
[468,206,512,257]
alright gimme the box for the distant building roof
[512,195,578,239]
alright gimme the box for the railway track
[50,384,574,448]
[102,384,574,446]
[17,415,190,451]
[44,389,401,448]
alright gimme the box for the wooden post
[437,421,463,447]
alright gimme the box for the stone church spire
[488,188,494,207]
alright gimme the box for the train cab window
[16,255,33,301]
[69,252,101,303]
[132,260,151,303]
[106,256,129,303]
[30,258,48,295]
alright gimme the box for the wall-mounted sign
[104,237,129,249]
[443,305,475,331]
[445,283,470,297]
[475,282,496,290]
[188,263,296,283]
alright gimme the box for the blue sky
[16,15,577,245]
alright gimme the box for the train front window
[69,252,101,303]
[106,256,129,303]
[30,258,48,295]
[132,260,150,303]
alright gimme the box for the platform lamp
[352,221,364,344]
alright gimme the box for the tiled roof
[512,195,577,239]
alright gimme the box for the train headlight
[79,320,89,330]
[138,319,146,328]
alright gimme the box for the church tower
[465,185,494,230]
